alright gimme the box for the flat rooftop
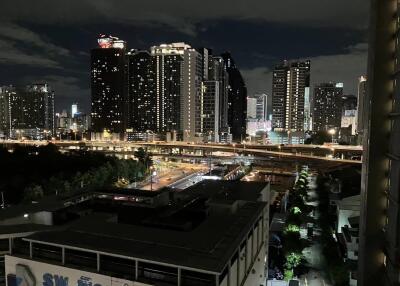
[22,180,269,274]
[175,180,269,202]
[26,201,266,273]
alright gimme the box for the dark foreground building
[1,181,269,286]
[358,0,400,285]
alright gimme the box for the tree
[134,147,153,169]
[305,131,332,145]
[23,185,44,202]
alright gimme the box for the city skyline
[0,1,390,285]
[0,0,368,111]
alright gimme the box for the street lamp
[328,128,336,143]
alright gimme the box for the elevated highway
[1,140,362,166]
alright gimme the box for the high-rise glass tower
[358,0,400,285]
[127,50,157,132]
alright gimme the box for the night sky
[0,0,369,112]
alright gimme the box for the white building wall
[230,259,238,286]
[5,256,151,286]
[0,211,53,226]
[243,244,266,286]
[246,235,252,271]
[239,246,246,283]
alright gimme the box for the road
[299,175,332,286]
[139,165,208,191]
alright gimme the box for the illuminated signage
[97,36,125,49]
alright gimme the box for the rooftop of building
[17,180,269,274]
[173,180,269,203]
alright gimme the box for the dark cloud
[0,0,369,111]
[0,0,368,30]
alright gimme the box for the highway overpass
[1,140,362,166]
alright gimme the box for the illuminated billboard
[5,256,150,286]
[97,35,125,49]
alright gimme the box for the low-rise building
[3,181,270,286]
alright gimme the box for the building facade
[0,86,12,138]
[210,56,229,134]
[196,81,220,142]
[127,50,157,133]
[356,76,367,144]
[272,60,311,132]
[151,43,197,136]
[247,94,271,121]
[358,0,400,285]
[221,52,247,141]
[312,82,343,132]
[2,84,55,139]
[91,35,128,137]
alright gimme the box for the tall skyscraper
[71,103,78,118]
[312,82,343,131]
[358,1,400,285]
[150,43,202,139]
[7,84,55,138]
[272,60,311,132]
[221,52,247,141]
[210,56,229,133]
[197,81,220,142]
[0,86,12,137]
[91,35,127,136]
[127,49,157,132]
[356,76,368,143]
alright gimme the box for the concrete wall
[0,211,53,226]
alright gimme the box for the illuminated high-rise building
[150,43,202,139]
[7,84,55,139]
[358,1,400,285]
[210,55,230,134]
[71,103,78,118]
[272,60,311,132]
[197,81,220,142]
[90,35,127,136]
[127,50,157,132]
[0,86,12,137]
[312,82,343,131]
[221,52,247,141]
[196,49,230,141]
